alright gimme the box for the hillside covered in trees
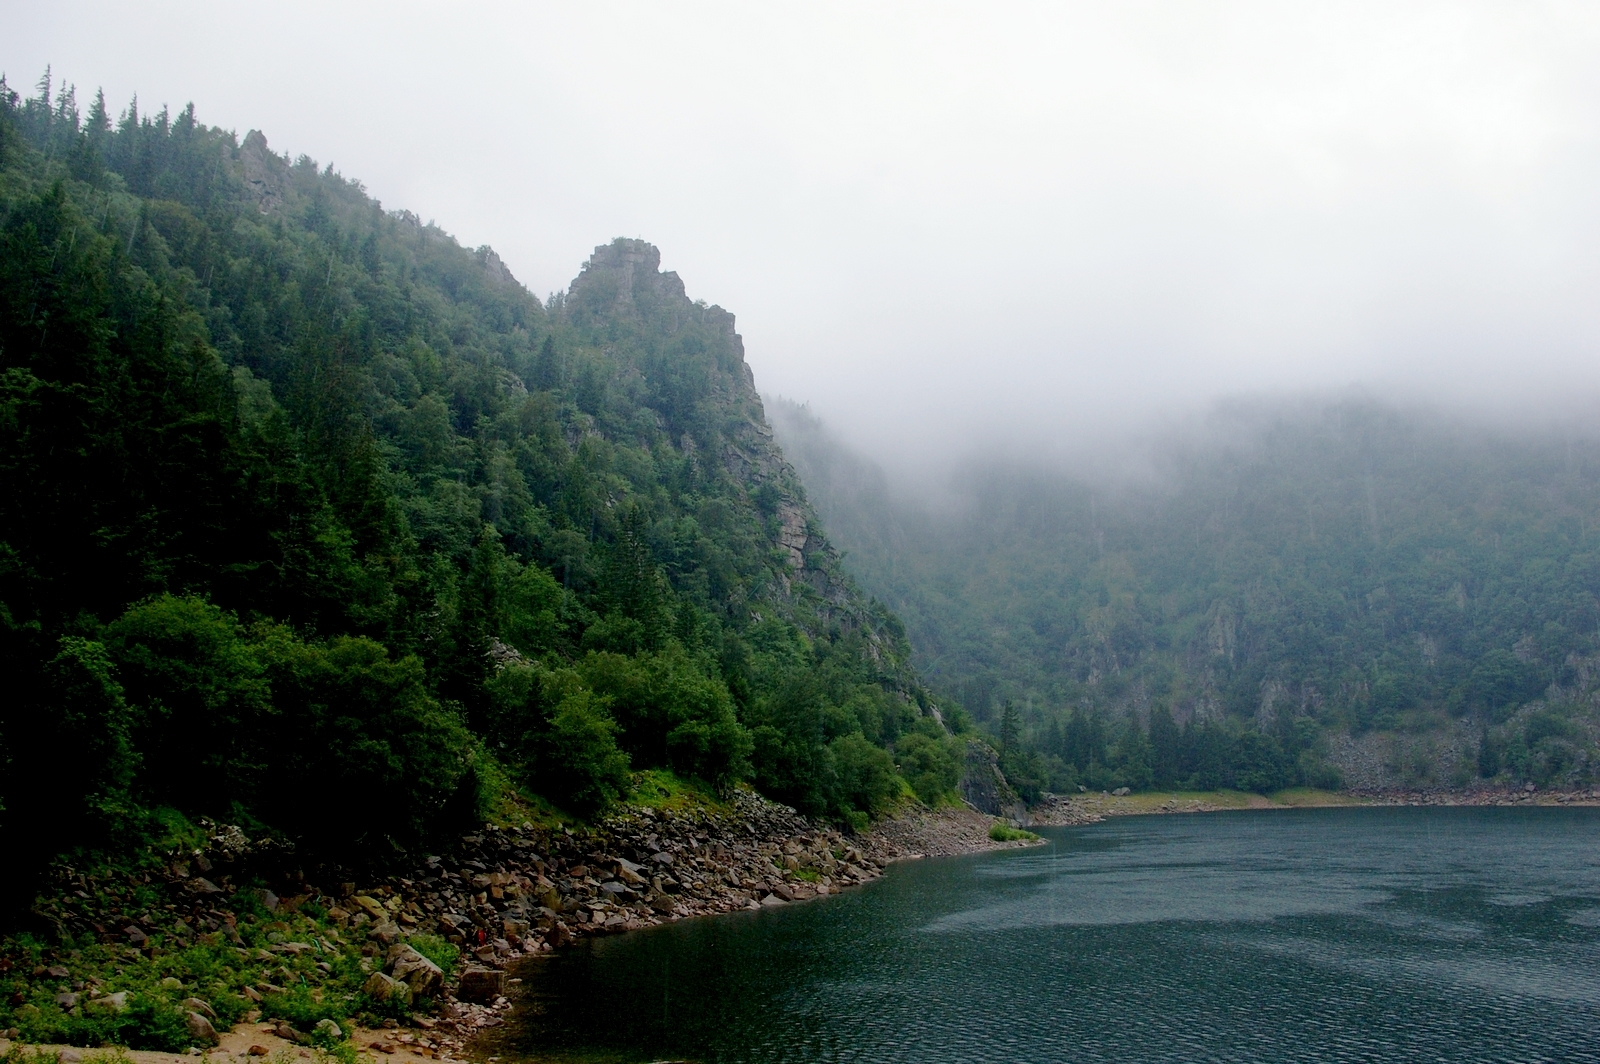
[0,74,967,915]
[771,397,1600,796]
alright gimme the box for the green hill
[0,74,963,916]
[770,396,1600,796]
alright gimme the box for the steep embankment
[2,73,972,916]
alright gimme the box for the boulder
[369,920,403,946]
[86,991,128,1013]
[353,896,388,921]
[186,1011,221,1046]
[362,972,413,1008]
[314,1019,343,1040]
[384,944,443,998]
[182,997,217,1020]
[456,967,504,1005]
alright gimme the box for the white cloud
[8,1,1600,472]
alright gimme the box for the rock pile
[8,790,1043,1058]
[372,789,885,971]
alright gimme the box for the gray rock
[384,944,443,998]
[186,1011,220,1046]
[87,991,128,1013]
[959,739,1024,817]
[456,967,504,1005]
[361,972,412,1008]
[182,997,216,1020]
[314,1019,343,1040]
[238,131,286,214]
[369,920,402,946]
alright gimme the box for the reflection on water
[493,807,1600,1063]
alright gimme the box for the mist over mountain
[771,395,1600,793]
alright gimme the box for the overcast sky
[8,1,1600,473]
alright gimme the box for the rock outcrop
[958,739,1026,821]
[237,131,285,214]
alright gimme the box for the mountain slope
[771,397,1600,793]
[0,74,962,914]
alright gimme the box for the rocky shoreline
[1342,784,1600,807]
[1028,784,1600,824]
[0,790,1034,1063]
[16,783,1591,1062]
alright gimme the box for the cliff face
[563,239,891,649]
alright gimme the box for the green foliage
[829,734,901,818]
[484,662,630,816]
[988,823,1039,842]
[894,719,963,805]
[773,395,1600,791]
[403,933,459,980]
[0,72,942,897]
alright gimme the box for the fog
[9,2,1600,482]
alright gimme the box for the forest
[0,73,967,915]
[771,396,1600,795]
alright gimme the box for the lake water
[497,807,1600,1063]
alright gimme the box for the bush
[989,823,1040,843]
[107,595,269,811]
[830,734,900,818]
[578,647,751,787]
[485,663,631,816]
[0,632,137,912]
[252,628,483,853]
[404,934,460,980]
[895,720,962,805]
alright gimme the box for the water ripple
[501,807,1600,1064]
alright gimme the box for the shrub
[895,722,962,805]
[830,734,900,818]
[989,823,1040,843]
[252,628,483,854]
[485,663,631,816]
[403,934,460,980]
[579,646,751,787]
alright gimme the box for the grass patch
[402,934,459,980]
[629,770,728,815]
[1267,788,1369,807]
[989,823,1041,843]
[477,757,573,830]
[0,870,391,1050]
[1070,788,1371,812]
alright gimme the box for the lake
[496,807,1600,1063]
